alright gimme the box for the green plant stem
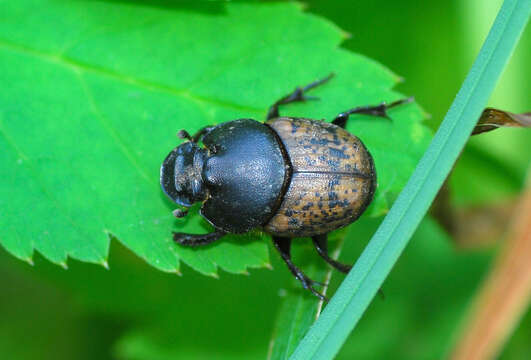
[290,0,531,359]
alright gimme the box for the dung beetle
[161,74,411,300]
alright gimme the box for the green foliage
[0,215,495,360]
[291,0,531,358]
[1,1,530,360]
[0,1,429,275]
[305,0,531,206]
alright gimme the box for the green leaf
[0,1,430,274]
[336,216,493,359]
[290,0,531,359]
[0,215,496,360]
[450,131,531,206]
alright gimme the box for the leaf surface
[0,1,430,273]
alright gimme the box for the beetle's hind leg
[313,234,387,299]
[173,230,226,247]
[266,73,334,120]
[272,236,327,301]
[312,234,352,273]
[332,97,414,128]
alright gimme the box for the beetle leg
[173,230,226,247]
[313,234,386,299]
[272,236,328,301]
[172,207,190,218]
[191,126,215,143]
[312,234,352,274]
[177,126,215,143]
[266,73,334,120]
[332,96,414,128]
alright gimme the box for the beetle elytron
[161,74,411,300]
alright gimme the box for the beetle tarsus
[312,234,352,274]
[332,96,414,128]
[173,231,226,246]
[172,208,189,218]
[301,72,335,92]
[272,236,327,301]
[266,73,334,120]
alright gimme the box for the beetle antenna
[172,208,189,218]
[177,130,193,142]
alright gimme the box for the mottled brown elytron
[264,117,376,237]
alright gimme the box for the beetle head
[160,142,208,207]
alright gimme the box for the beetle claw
[266,74,333,120]
[310,288,328,302]
[299,275,328,301]
[304,283,328,302]
[303,275,327,287]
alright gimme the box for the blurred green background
[1,0,530,359]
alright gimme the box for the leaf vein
[0,37,264,114]
[77,71,155,186]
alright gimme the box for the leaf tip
[296,2,308,11]
[59,261,68,270]
[340,30,352,40]
[202,270,219,279]
[173,268,183,276]
[100,259,110,270]
[23,256,34,266]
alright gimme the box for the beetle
[160,74,411,300]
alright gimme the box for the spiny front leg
[272,236,327,301]
[266,73,334,120]
[173,230,226,247]
[332,97,414,128]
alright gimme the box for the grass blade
[290,0,531,359]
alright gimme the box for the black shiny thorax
[198,119,287,233]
